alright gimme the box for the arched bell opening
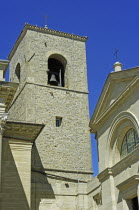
[48,54,66,87]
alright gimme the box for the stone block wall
[9,28,92,180]
[8,27,93,209]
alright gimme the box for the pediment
[90,67,139,132]
[98,76,135,117]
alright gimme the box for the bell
[49,73,58,86]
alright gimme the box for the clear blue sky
[1,0,139,176]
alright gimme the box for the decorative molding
[97,145,139,183]
[97,168,112,182]
[44,167,93,175]
[111,145,139,176]
[0,82,18,111]
[3,121,45,142]
[106,111,139,166]
[116,175,139,191]
[0,114,8,134]
[9,139,33,151]
[90,76,139,132]
[8,23,88,60]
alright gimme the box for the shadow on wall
[31,144,55,210]
[2,140,30,210]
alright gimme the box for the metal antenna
[44,15,48,28]
[114,48,119,61]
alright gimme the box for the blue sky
[1,0,139,176]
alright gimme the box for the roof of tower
[8,23,88,60]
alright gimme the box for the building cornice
[44,167,93,175]
[3,121,45,142]
[116,175,139,191]
[0,60,9,76]
[0,82,18,111]
[90,76,139,133]
[8,23,88,60]
[97,168,112,182]
[98,144,139,182]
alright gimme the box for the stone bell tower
[8,24,92,209]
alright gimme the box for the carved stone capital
[0,114,8,134]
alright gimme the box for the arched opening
[106,112,139,166]
[15,63,21,82]
[48,54,66,87]
[121,128,139,158]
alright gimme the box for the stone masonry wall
[9,28,92,181]
[10,29,88,93]
[30,83,92,179]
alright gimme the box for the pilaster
[98,168,117,210]
[9,139,33,207]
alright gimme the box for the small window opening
[15,63,21,82]
[48,58,65,87]
[56,117,62,127]
[65,183,69,188]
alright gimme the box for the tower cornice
[8,23,88,60]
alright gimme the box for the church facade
[90,62,139,210]
[0,24,138,209]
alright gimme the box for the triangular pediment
[98,76,135,117]
[90,67,139,132]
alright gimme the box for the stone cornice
[0,60,9,76]
[98,144,139,182]
[44,167,93,175]
[8,23,88,60]
[97,168,112,182]
[27,82,89,94]
[0,81,18,111]
[112,144,139,176]
[8,82,89,112]
[3,121,45,142]
[116,175,139,191]
[90,76,139,133]
[32,168,88,184]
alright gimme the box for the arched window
[48,55,66,87]
[121,129,139,158]
[15,63,21,82]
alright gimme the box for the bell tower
[8,24,92,209]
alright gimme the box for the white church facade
[0,24,138,209]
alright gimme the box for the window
[48,55,66,87]
[121,129,139,158]
[56,117,62,127]
[15,63,21,82]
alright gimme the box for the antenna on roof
[114,48,119,61]
[44,15,48,28]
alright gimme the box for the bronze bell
[49,73,58,86]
